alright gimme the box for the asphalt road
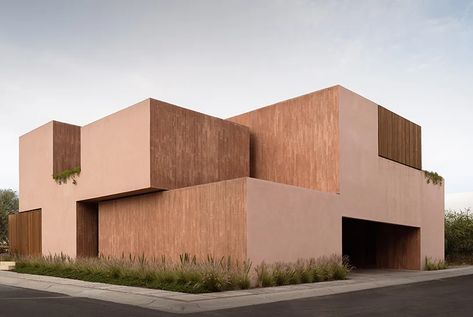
[1,275,473,317]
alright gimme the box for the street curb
[1,266,473,314]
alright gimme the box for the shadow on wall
[342,217,420,270]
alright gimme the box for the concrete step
[0,261,16,271]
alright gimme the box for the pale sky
[1,0,472,194]
[445,192,473,210]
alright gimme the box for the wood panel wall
[98,178,247,262]
[228,87,340,193]
[378,106,422,170]
[8,209,42,256]
[76,202,98,257]
[53,121,81,175]
[150,100,250,190]
[375,222,420,270]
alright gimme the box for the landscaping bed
[13,254,350,293]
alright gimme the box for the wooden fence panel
[8,209,41,256]
[378,106,422,170]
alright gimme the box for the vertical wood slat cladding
[8,209,41,256]
[53,121,81,175]
[228,87,340,193]
[98,178,247,262]
[378,106,422,169]
[150,100,250,190]
[375,223,421,270]
[76,202,98,257]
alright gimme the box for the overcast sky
[0,0,472,194]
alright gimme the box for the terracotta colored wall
[244,86,444,268]
[19,98,250,257]
[19,122,54,212]
[338,87,444,263]
[17,86,443,267]
[150,99,249,190]
[246,178,341,264]
[78,100,151,201]
[98,178,247,262]
[19,122,79,256]
[228,87,340,193]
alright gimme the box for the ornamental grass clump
[14,253,349,293]
[14,253,252,293]
[254,255,350,287]
[424,257,448,271]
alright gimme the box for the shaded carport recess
[342,217,421,270]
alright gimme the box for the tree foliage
[0,189,19,243]
[445,209,473,258]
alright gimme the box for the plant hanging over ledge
[53,167,81,185]
[424,170,443,186]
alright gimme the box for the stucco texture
[18,85,444,269]
[243,86,444,267]
[18,99,249,257]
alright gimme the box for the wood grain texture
[342,217,420,270]
[53,121,81,175]
[8,209,41,256]
[76,202,98,257]
[378,106,422,169]
[98,178,247,262]
[150,100,250,190]
[228,87,340,193]
[375,222,420,270]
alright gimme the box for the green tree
[445,208,473,260]
[0,189,19,244]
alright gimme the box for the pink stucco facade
[16,85,444,270]
[20,122,79,256]
[244,87,444,266]
[79,100,152,200]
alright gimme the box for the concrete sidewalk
[1,267,473,314]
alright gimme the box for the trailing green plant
[424,257,448,271]
[52,167,81,185]
[424,170,443,186]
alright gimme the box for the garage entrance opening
[342,217,420,270]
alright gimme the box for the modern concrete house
[9,86,444,270]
